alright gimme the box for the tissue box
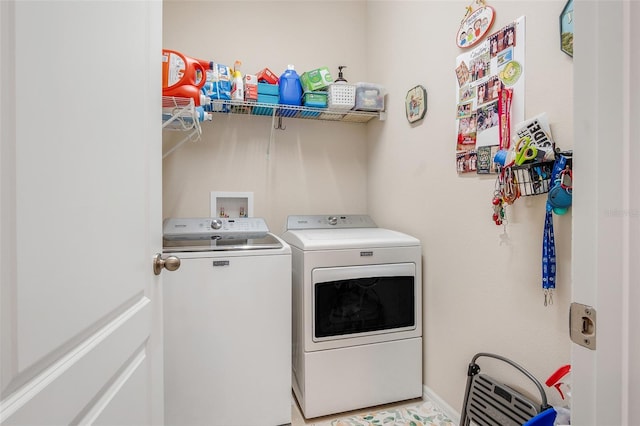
[244,74,258,102]
[300,67,333,92]
[354,82,385,111]
[256,67,279,84]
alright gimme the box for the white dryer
[281,215,423,419]
[162,217,291,426]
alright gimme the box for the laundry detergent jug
[162,49,210,106]
[279,64,302,106]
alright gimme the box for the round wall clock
[405,85,427,124]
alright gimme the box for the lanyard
[542,208,556,306]
[542,155,568,306]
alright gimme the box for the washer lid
[281,227,420,250]
[163,217,283,252]
[163,233,283,253]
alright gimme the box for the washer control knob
[211,219,223,230]
[328,216,338,226]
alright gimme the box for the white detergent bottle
[231,70,244,101]
[231,60,244,101]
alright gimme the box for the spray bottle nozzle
[546,364,571,401]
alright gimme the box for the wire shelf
[209,100,380,123]
[161,96,383,159]
[162,96,203,159]
[162,96,202,136]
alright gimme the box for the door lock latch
[570,302,596,350]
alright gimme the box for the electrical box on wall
[210,192,254,218]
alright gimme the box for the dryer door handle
[153,253,181,276]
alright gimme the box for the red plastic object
[162,49,208,90]
[545,364,571,400]
[162,49,210,105]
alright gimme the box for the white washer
[162,217,291,426]
[281,215,423,419]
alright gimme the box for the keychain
[492,191,505,225]
[501,166,520,205]
[491,166,519,226]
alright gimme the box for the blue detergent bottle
[279,64,302,106]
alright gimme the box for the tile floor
[290,393,448,426]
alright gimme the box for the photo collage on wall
[455,17,526,174]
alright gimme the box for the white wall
[163,0,573,414]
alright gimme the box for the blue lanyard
[542,155,568,306]
[542,208,556,306]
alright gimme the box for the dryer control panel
[163,217,270,240]
[286,215,377,230]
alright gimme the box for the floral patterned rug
[326,400,455,426]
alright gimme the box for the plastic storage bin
[253,93,279,116]
[327,83,356,110]
[258,83,279,96]
[354,83,385,111]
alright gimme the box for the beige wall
[163,0,573,414]
[366,1,573,412]
[163,0,370,233]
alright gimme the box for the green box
[300,67,333,92]
[303,91,327,108]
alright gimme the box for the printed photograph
[497,47,513,67]
[456,61,471,87]
[456,149,478,173]
[457,101,473,118]
[457,114,477,150]
[476,145,500,174]
[489,23,516,58]
[470,51,491,82]
[476,101,499,132]
[459,85,476,103]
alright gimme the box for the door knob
[153,253,181,275]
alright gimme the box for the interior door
[0,1,163,424]
[571,0,638,424]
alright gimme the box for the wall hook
[274,116,286,130]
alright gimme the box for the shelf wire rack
[162,96,202,159]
